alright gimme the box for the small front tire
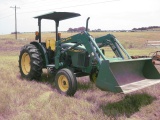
[55,68,77,96]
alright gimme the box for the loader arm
[54,31,106,70]
[95,34,131,59]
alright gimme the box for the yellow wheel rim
[21,53,31,75]
[58,75,69,92]
[91,73,97,83]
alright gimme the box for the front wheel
[55,68,77,96]
[89,70,98,83]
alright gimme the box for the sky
[0,0,160,34]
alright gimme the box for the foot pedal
[47,64,55,74]
[47,64,55,68]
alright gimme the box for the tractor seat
[45,38,56,51]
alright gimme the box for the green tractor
[19,11,160,96]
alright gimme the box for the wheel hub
[58,75,69,92]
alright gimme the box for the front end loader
[19,11,160,96]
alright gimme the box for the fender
[30,41,48,68]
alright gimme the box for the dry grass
[0,31,160,120]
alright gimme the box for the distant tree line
[11,32,20,34]
[67,27,90,32]
[92,29,102,32]
[12,26,160,34]
[132,26,160,31]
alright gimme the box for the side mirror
[35,31,39,40]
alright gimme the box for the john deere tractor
[19,11,160,96]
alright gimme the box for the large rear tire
[55,68,77,96]
[19,44,43,80]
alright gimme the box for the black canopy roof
[34,11,81,21]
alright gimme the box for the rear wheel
[55,68,77,96]
[19,44,43,80]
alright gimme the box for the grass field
[0,31,160,120]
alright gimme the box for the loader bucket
[96,58,160,94]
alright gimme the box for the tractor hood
[61,43,86,52]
